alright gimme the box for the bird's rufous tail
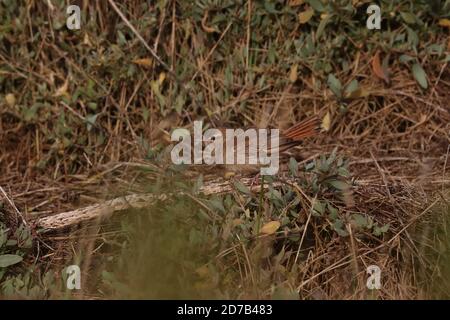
[282,115,321,141]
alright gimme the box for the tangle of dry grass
[0,0,449,299]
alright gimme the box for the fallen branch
[36,177,287,232]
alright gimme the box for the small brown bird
[200,115,321,177]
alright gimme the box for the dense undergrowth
[0,0,449,299]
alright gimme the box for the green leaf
[379,223,390,233]
[337,166,350,177]
[305,161,315,171]
[327,204,338,220]
[289,157,298,176]
[312,200,325,216]
[6,239,17,246]
[0,254,23,268]
[373,223,390,236]
[335,227,349,237]
[352,214,368,228]
[264,2,279,14]
[327,74,342,98]
[307,0,325,12]
[412,63,428,89]
[427,44,444,56]
[373,226,382,236]
[85,114,98,131]
[233,181,251,195]
[174,94,186,114]
[399,54,414,63]
[267,187,283,203]
[208,198,225,214]
[142,108,150,122]
[316,15,330,39]
[87,102,97,111]
[0,230,6,248]
[400,12,416,24]
[150,80,166,107]
[332,219,349,237]
[327,147,338,165]
[328,179,349,191]
[344,79,359,95]
[23,104,40,122]
[406,27,419,49]
[86,79,96,98]
[117,30,127,46]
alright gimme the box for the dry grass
[0,0,449,299]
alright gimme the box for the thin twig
[0,185,28,226]
[107,0,173,75]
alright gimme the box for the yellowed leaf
[438,19,450,28]
[252,66,264,73]
[344,88,370,99]
[232,218,243,227]
[372,51,389,84]
[54,78,69,98]
[289,64,298,83]
[5,93,16,107]
[132,58,153,67]
[195,265,209,278]
[83,33,92,46]
[158,72,166,85]
[322,112,331,131]
[224,171,236,179]
[260,221,281,235]
[298,8,314,24]
[289,0,305,6]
